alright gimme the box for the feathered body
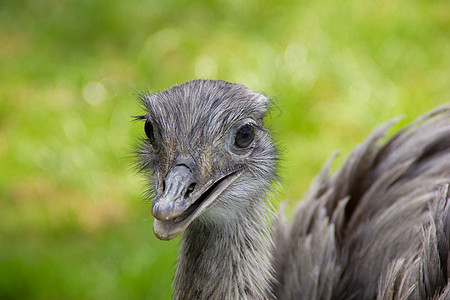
[273,107,450,300]
[135,80,450,299]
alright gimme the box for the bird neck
[173,203,274,299]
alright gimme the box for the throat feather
[173,206,274,300]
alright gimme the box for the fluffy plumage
[135,79,450,299]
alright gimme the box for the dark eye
[235,124,255,148]
[144,120,156,144]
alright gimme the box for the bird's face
[136,80,277,240]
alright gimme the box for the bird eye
[144,119,156,144]
[235,124,255,148]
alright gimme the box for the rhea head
[136,80,277,240]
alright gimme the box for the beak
[152,165,197,222]
[151,164,242,240]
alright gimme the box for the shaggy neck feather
[173,201,274,300]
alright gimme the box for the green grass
[0,0,448,298]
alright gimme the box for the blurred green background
[0,0,448,299]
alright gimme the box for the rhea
[135,80,450,299]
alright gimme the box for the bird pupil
[144,120,156,144]
[235,124,255,148]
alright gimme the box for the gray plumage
[134,79,450,299]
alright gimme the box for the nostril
[162,180,166,193]
[184,183,196,199]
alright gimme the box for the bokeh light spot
[82,81,106,106]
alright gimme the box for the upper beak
[152,164,197,222]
